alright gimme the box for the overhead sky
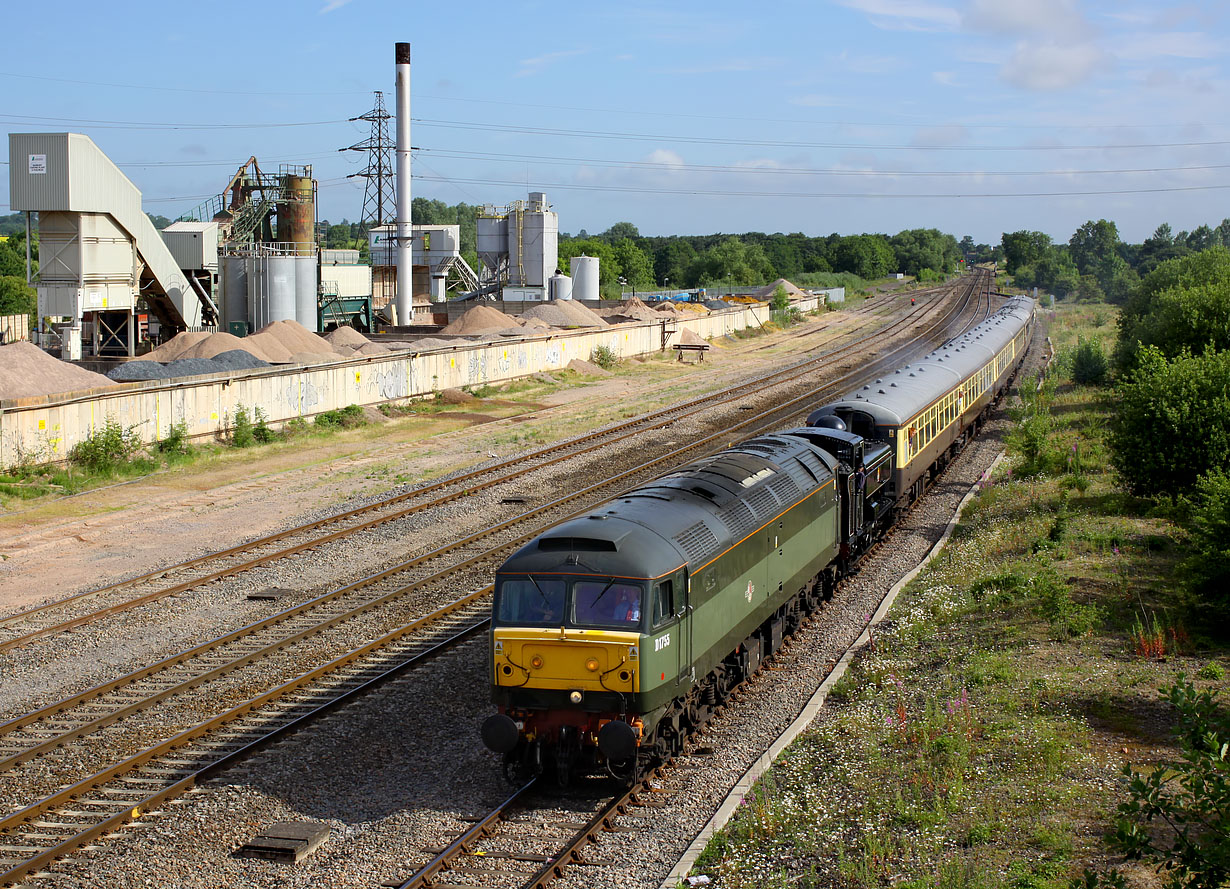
[2,0,1226,245]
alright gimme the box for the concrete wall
[0,300,802,467]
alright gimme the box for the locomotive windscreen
[495,576,645,630]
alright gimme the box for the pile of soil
[567,358,612,376]
[441,305,516,335]
[655,302,682,314]
[0,342,116,399]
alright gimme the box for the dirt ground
[0,303,901,616]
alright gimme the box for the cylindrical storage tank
[570,255,599,302]
[549,273,573,301]
[277,176,315,256]
[267,255,297,323]
[222,256,248,329]
[295,255,318,330]
[246,257,265,330]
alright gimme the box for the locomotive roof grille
[537,537,618,552]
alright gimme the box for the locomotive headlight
[569,690,583,704]
[530,655,544,669]
[585,657,600,672]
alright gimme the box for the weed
[1198,661,1225,680]
[591,344,618,370]
[156,420,193,457]
[1034,571,1100,638]
[229,404,255,448]
[1128,610,1188,659]
[69,418,141,473]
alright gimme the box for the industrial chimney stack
[394,42,412,326]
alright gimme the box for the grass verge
[687,302,1228,889]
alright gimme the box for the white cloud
[999,40,1106,90]
[515,49,586,78]
[834,0,960,32]
[964,0,1086,36]
[318,0,354,13]
[643,149,685,170]
[1112,31,1218,61]
[933,70,957,86]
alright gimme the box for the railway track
[0,271,993,886]
[0,293,910,656]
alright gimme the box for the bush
[1099,677,1230,889]
[253,407,276,444]
[590,344,618,370]
[770,284,789,312]
[1072,337,1109,385]
[69,418,140,473]
[314,404,366,430]
[1179,470,1230,618]
[1007,384,1056,477]
[229,405,255,448]
[156,420,193,457]
[1109,347,1230,497]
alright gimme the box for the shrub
[253,407,276,444]
[229,405,255,448]
[1179,470,1230,618]
[314,404,366,430]
[590,344,618,370]
[1109,347,1230,497]
[1101,677,1230,889]
[156,420,193,457]
[69,418,140,473]
[770,284,790,312]
[1072,337,1109,385]
[1007,384,1056,477]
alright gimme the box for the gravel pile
[107,350,270,381]
[752,278,806,301]
[324,326,371,348]
[440,305,517,335]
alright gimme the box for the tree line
[1002,218,1230,305]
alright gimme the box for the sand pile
[354,343,391,355]
[606,297,660,323]
[677,328,710,347]
[145,331,212,362]
[752,278,806,301]
[325,326,371,348]
[567,358,612,376]
[655,302,681,314]
[522,300,607,328]
[252,320,337,356]
[0,342,116,399]
[441,305,516,335]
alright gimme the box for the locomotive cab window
[574,580,643,629]
[651,580,674,627]
[495,577,567,625]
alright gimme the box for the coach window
[652,580,674,627]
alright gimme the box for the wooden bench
[673,343,710,362]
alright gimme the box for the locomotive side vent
[745,486,779,520]
[674,521,721,563]
[718,500,758,539]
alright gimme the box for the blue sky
[2,0,1226,245]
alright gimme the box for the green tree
[652,240,699,287]
[557,238,620,285]
[890,228,960,277]
[1001,230,1052,274]
[834,234,895,279]
[611,239,654,288]
[1117,247,1230,370]
[1180,471,1230,615]
[0,276,37,321]
[1109,346,1230,497]
[599,221,640,242]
